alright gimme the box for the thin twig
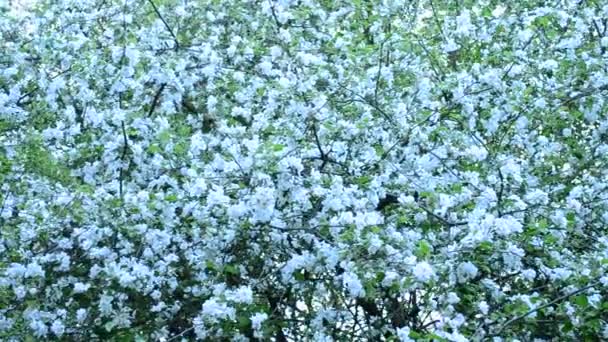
[428,0,445,40]
[166,326,194,341]
[267,0,283,31]
[418,204,468,227]
[561,84,608,106]
[147,83,167,117]
[374,41,384,104]
[147,0,180,50]
[310,121,328,170]
[119,121,129,199]
[495,280,601,335]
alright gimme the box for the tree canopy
[2,0,608,340]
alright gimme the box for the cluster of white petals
[1,0,608,340]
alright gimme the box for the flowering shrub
[2,0,608,340]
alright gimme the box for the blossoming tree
[2,0,608,340]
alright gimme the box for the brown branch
[310,121,329,170]
[494,280,602,336]
[147,82,166,117]
[147,0,179,50]
[561,84,608,106]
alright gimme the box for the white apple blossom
[457,262,478,282]
[2,0,607,340]
[397,326,414,342]
[413,262,435,283]
[342,272,365,298]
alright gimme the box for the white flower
[73,282,90,293]
[226,45,237,57]
[534,98,547,109]
[227,202,249,219]
[368,235,383,254]
[282,252,315,281]
[29,319,48,337]
[417,77,433,101]
[549,268,572,281]
[382,271,399,286]
[250,312,268,331]
[447,292,460,304]
[524,189,549,205]
[396,326,414,342]
[494,216,523,236]
[557,36,581,49]
[455,10,473,36]
[5,263,26,278]
[398,194,416,206]
[227,286,253,304]
[588,293,602,308]
[492,5,506,17]
[503,244,525,270]
[468,145,488,161]
[0,315,13,330]
[479,301,489,314]
[517,29,534,42]
[124,46,139,64]
[202,299,236,320]
[207,186,230,207]
[99,295,114,316]
[189,178,207,197]
[3,67,18,77]
[443,39,459,53]
[279,28,291,42]
[14,286,26,299]
[413,261,435,283]
[521,269,536,281]
[447,331,469,342]
[270,45,282,59]
[457,262,478,282]
[50,320,65,337]
[498,156,523,181]
[25,262,44,278]
[540,59,559,71]
[76,309,88,323]
[342,272,365,298]
[258,61,273,75]
[118,270,136,287]
[251,187,275,223]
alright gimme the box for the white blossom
[457,262,478,282]
[202,299,236,320]
[251,312,268,331]
[342,272,365,298]
[1,0,606,339]
[413,262,435,283]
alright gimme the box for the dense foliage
[2,0,608,340]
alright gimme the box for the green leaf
[416,240,431,259]
[574,295,588,308]
[158,130,171,144]
[355,175,372,187]
[272,143,285,152]
[224,265,240,276]
[238,316,251,329]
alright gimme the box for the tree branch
[495,280,601,336]
[147,0,180,50]
[119,121,129,199]
[147,82,166,117]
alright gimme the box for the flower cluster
[2,0,608,340]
